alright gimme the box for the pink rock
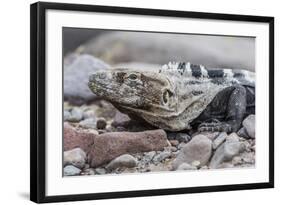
[89,129,169,167]
[64,122,97,153]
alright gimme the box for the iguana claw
[198,121,232,133]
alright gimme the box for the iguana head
[88,68,178,114]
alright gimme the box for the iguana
[88,62,255,133]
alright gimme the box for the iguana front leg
[198,85,247,133]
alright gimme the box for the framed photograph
[30,2,274,203]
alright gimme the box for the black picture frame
[30,1,274,203]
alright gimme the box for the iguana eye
[128,73,138,80]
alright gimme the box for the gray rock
[177,142,187,150]
[153,151,171,164]
[111,111,131,127]
[64,165,81,176]
[209,133,245,168]
[83,109,98,119]
[232,156,243,165]
[79,118,97,129]
[67,107,83,122]
[212,132,227,149]
[64,148,87,169]
[96,118,107,129]
[177,163,197,171]
[94,168,107,175]
[64,110,71,121]
[242,114,255,138]
[64,54,110,105]
[106,154,137,170]
[172,134,212,170]
[201,132,220,141]
[143,151,156,163]
[217,163,234,169]
[237,127,250,139]
[241,152,255,164]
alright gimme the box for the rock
[200,166,209,170]
[237,127,250,139]
[209,133,245,168]
[152,151,171,164]
[64,165,81,176]
[83,109,98,119]
[217,163,234,169]
[89,129,169,167]
[143,151,156,163]
[64,122,96,153]
[81,168,95,175]
[191,160,201,168]
[201,132,220,141]
[106,154,137,170]
[242,114,255,138]
[241,152,255,164]
[177,142,187,150]
[80,32,255,71]
[172,134,212,170]
[96,118,107,129]
[94,168,107,175]
[66,107,83,122]
[64,110,71,121]
[177,163,197,171]
[64,54,110,105]
[111,111,131,127]
[212,132,227,149]
[64,148,87,169]
[232,156,243,165]
[79,118,97,129]
[169,140,179,147]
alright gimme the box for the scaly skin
[88,62,255,132]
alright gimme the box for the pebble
[242,114,255,138]
[172,134,212,170]
[170,140,179,147]
[79,118,97,129]
[212,132,227,149]
[142,151,156,164]
[64,165,81,176]
[67,107,83,122]
[209,133,245,168]
[64,148,87,169]
[95,168,107,175]
[83,109,97,119]
[153,151,171,164]
[177,163,197,171]
[96,118,107,129]
[191,160,201,167]
[232,156,243,165]
[106,154,137,170]
[64,110,71,121]
[237,127,250,139]
[217,163,234,169]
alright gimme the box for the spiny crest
[159,61,209,78]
